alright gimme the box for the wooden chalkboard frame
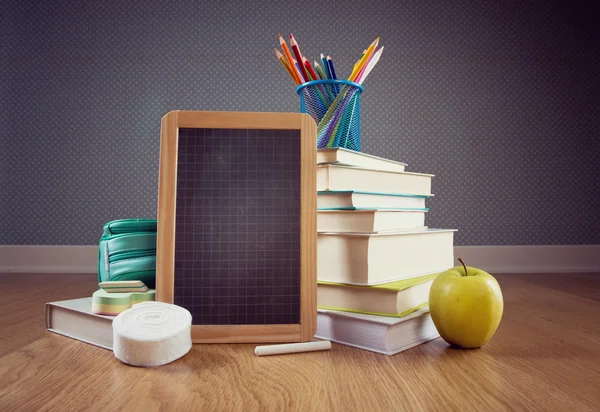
[156,111,316,343]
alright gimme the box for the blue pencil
[321,53,331,79]
[327,55,339,93]
[326,55,337,80]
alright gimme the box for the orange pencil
[275,49,299,85]
[278,34,302,84]
[289,34,309,83]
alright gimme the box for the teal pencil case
[97,219,157,289]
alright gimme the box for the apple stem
[458,257,468,276]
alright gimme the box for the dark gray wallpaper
[1,0,599,245]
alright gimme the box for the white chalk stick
[254,340,331,356]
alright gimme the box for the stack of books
[314,148,456,355]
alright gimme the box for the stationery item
[314,62,326,80]
[326,55,337,80]
[112,302,192,367]
[317,190,429,210]
[274,36,386,150]
[321,89,360,148]
[315,308,439,356]
[316,147,407,172]
[294,60,307,82]
[157,111,317,343]
[353,50,366,72]
[302,57,320,85]
[355,48,375,83]
[317,164,433,196]
[320,53,331,79]
[254,340,331,356]
[317,210,427,233]
[92,288,156,315]
[97,218,157,289]
[315,63,337,102]
[350,37,379,82]
[289,34,309,83]
[99,280,149,293]
[279,34,302,84]
[318,273,438,317]
[275,49,299,85]
[316,46,384,147]
[302,60,315,80]
[297,79,363,150]
[356,46,384,84]
[317,228,456,285]
[46,297,113,350]
[302,58,329,106]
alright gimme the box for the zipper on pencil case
[109,249,156,264]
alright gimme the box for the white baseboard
[454,245,600,274]
[0,245,98,273]
[0,245,599,274]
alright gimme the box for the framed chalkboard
[156,111,316,343]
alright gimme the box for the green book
[317,273,438,317]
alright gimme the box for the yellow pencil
[275,49,299,85]
[349,37,379,82]
[353,49,366,71]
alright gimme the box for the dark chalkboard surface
[157,111,316,343]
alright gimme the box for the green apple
[429,258,503,349]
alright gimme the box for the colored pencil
[279,34,302,85]
[357,46,384,84]
[349,37,379,81]
[355,45,376,83]
[289,34,309,83]
[353,49,366,71]
[302,58,331,105]
[293,60,307,82]
[302,57,320,83]
[275,49,300,85]
[320,53,331,79]
[315,62,336,101]
[314,62,326,80]
[272,34,385,149]
[326,55,338,80]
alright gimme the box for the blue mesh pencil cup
[296,79,364,151]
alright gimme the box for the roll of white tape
[112,301,192,367]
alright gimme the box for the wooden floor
[0,273,599,411]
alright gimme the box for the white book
[317,190,429,210]
[317,164,433,196]
[45,297,113,350]
[315,308,440,356]
[317,209,427,233]
[318,228,456,285]
[317,148,407,173]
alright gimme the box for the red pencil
[302,57,320,83]
[289,34,309,83]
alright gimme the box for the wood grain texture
[300,113,317,341]
[156,110,178,304]
[1,273,599,412]
[190,324,301,343]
